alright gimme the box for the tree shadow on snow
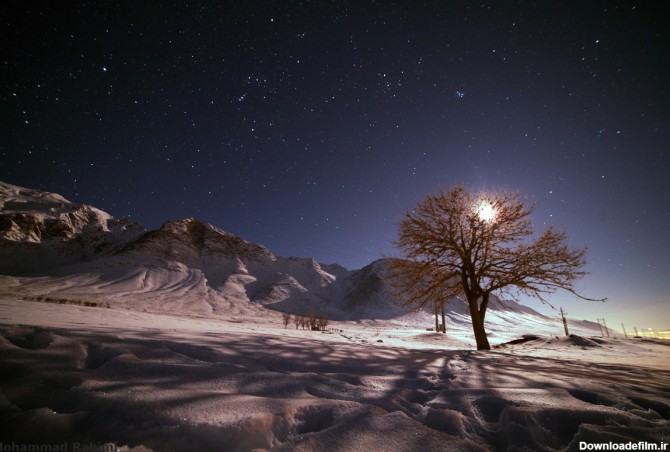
[1,324,669,451]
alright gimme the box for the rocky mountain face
[0,181,545,321]
[0,181,144,274]
[120,218,276,264]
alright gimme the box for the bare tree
[294,314,303,330]
[391,185,605,350]
[306,310,319,331]
[281,312,292,329]
[317,314,329,331]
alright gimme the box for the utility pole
[621,323,628,339]
[596,318,605,336]
[633,326,639,338]
[560,307,569,336]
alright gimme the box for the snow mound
[568,334,604,348]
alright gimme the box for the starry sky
[3,1,669,331]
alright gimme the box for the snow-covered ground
[1,298,668,451]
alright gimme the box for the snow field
[1,299,669,451]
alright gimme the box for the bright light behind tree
[476,200,497,223]
[392,185,603,350]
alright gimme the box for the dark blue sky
[3,1,668,331]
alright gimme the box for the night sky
[3,2,669,331]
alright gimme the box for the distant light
[476,200,497,223]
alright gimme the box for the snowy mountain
[0,181,599,335]
[0,181,144,274]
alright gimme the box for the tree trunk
[468,297,490,350]
[434,303,439,332]
[479,293,490,322]
[440,301,446,334]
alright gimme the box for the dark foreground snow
[0,299,669,451]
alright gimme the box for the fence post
[596,318,609,337]
[560,307,569,336]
